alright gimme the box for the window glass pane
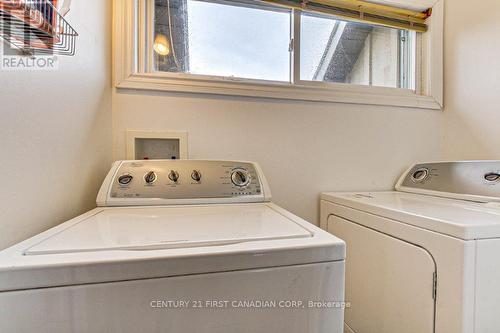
[154,0,291,82]
[300,13,416,89]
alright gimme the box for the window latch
[288,38,294,52]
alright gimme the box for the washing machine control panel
[397,161,500,202]
[97,160,271,206]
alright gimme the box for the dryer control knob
[191,170,202,182]
[485,173,500,182]
[168,170,179,183]
[411,168,429,183]
[118,174,133,185]
[144,171,157,184]
[231,170,250,187]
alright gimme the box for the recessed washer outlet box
[126,130,188,160]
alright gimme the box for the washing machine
[321,161,500,333]
[0,160,345,333]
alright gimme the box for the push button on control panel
[118,174,133,186]
[168,170,179,183]
[144,171,157,184]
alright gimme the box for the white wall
[0,0,112,249]
[113,91,442,225]
[441,0,500,160]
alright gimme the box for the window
[300,13,415,89]
[153,0,415,89]
[115,0,444,109]
[154,0,291,81]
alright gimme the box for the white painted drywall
[440,0,500,160]
[0,0,112,249]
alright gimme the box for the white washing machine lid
[322,191,500,240]
[24,204,312,255]
[0,203,344,291]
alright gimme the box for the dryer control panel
[97,160,271,206]
[396,161,500,203]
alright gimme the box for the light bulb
[153,34,170,56]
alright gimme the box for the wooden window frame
[113,0,444,110]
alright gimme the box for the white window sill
[116,73,442,110]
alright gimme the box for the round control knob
[168,170,179,183]
[231,169,250,187]
[144,171,157,184]
[191,170,202,182]
[411,168,429,183]
[118,174,133,185]
[485,173,500,182]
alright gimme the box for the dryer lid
[25,204,312,255]
[322,191,500,240]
